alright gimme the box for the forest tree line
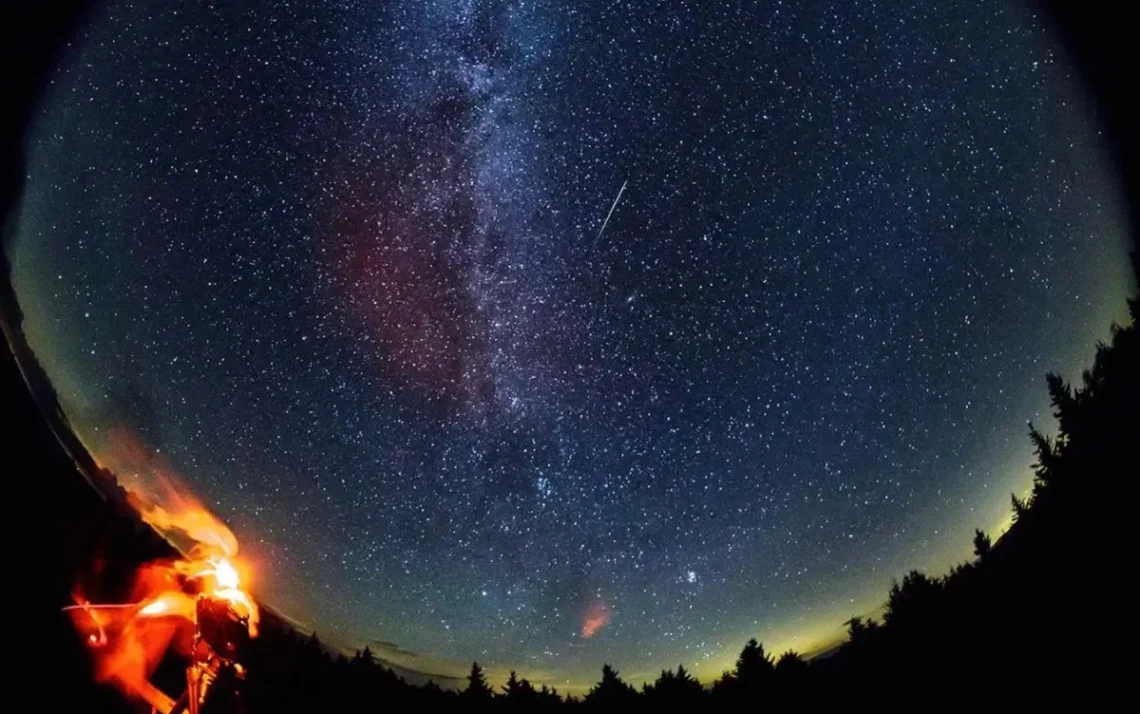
[235,261,1138,710]
[24,254,1138,710]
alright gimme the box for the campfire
[65,473,259,714]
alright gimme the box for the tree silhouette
[775,650,807,674]
[501,670,540,711]
[672,664,700,693]
[357,646,375,666]
[712,637,775,706]
[884,571,941,626]
[1028,423,1061,491]
[584,664,638,711]
[536,684,562,712]
[773,651,809,699]
[735,638,774,683]
[463,662,493,703]
[643,664,704,708]
[973,529,992,559]
[502,671,521,697]
[1010,492,1030,523]
[845,615,879,642]
[1046,373,1079,436]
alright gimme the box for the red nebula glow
[581,599,610,638]
[314,142,494,410]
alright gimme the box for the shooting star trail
[594,180,628,245]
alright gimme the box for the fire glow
[64,453,259,713]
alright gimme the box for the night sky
[10,0,1133,689]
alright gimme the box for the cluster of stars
[10,0,1131,687]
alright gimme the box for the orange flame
[67,429,259,706]
[102,427,240,557]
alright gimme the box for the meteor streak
[594,180,628,245]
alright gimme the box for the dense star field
[9,0,1132,688]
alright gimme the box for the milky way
[10,0,1132,687]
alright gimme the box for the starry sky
[9,0,1134,690]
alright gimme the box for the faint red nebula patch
[314,139,494,410]
[581,599,611,638]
